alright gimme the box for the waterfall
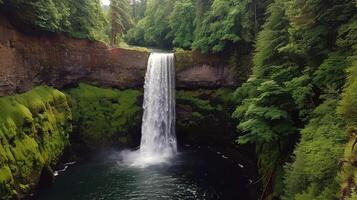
[121,53,177,167]
[140,53,177,156]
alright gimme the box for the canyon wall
[0,15,240,96]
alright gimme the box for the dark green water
[36,147,253,200]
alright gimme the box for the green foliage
[192,0,254,53]
[0,86,72,199]
[110,0,133,45]
[285,73,315,122]
[232,1,357,199]
[336,21,357,198]
[3,0,70,32]
[346,189,357,200]
[66,83,142,148]
[131,0,147,22]
[168,0,195,49]
[313,53,349,93]
[339,62,357,126]
[67,0,108,41]
[253,0,290,78]
[125,19,146,45]
[126,0,174,47]
[283,100,346,200]
[193,0,212,40]
[337,135,357,200]
[284,0,355,65]
[126,0,269,51]
[3,0,109,42]
[233,80,296,144]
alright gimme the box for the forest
[0,0,356,200]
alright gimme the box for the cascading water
[121,52,177,167]
[140,53,177,156]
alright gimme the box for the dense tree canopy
[110,0,133,45]
[1,0,108,41]
[126,0,270,51]
[168,0,195,49]
[230,0,357,199]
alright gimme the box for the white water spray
[121,53,177,167]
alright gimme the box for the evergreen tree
[126,0,174,47]
[2,0,70,33]
[193,0,212,40]
[110,0,133,45]
[2,0,108,41]
[131,0,147,22]
[168,0,195,49]
[192,0,262,53]
[68,0,108,41]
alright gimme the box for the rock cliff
[0,15,241,96]
[0,15,149,96]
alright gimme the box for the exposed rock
[175,50,238,88]
[0,15,149,96]
[0,15,243,96]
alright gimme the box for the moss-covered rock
[66,83,142,151]
[0,86,72,199]
[176,89,236,145]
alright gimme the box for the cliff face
[0,15,149,96]
[0,15,241,96]
[175,51,238,88]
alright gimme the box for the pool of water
[35,147,253,200]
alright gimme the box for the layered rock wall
[0,15,240,96]
[0,15,149,96]
[175,51,237,88]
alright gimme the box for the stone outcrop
[175,51,237,88]
[0,15,241,96]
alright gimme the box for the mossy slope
[0,86,72,199]
[66,83,142,150]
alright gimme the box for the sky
[101,0,110,6]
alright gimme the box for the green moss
[122,46,150,53]
[66,83,142,148]
[0,86,72,199]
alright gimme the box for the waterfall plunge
[121,53,177,167]
[140,53,177,156]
